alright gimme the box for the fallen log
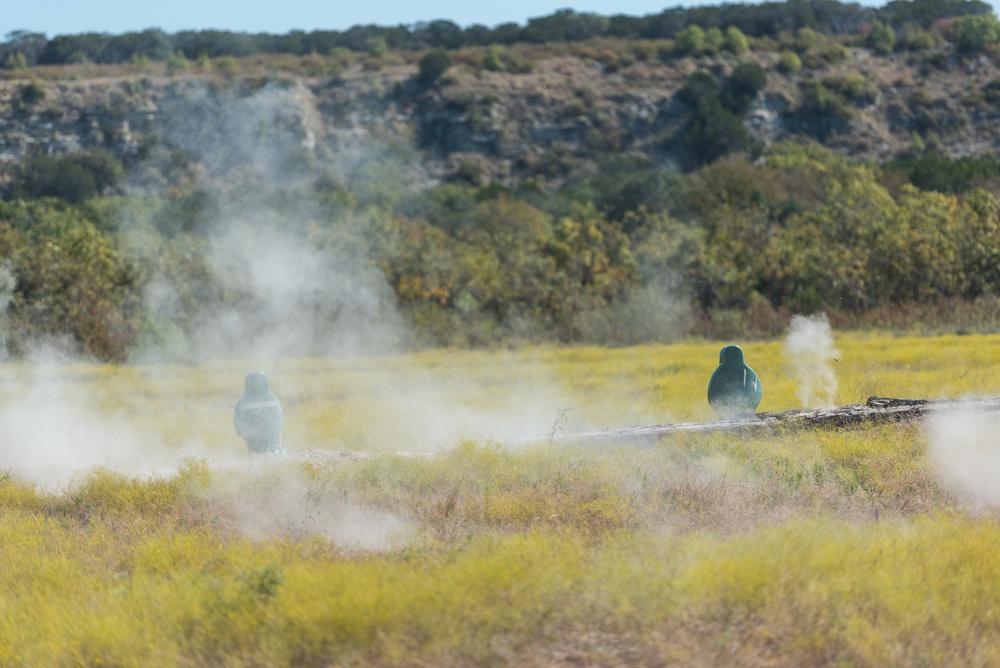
[552,396,1000,444]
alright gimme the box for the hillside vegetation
[3,1,1000,360]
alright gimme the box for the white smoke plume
[0,357,219,486]
[926,404,1000,509]
[125,79,408,363]
[783,312,839,408]
[160,216,402,361]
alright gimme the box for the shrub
[365,36,389,58]
[723,26,750,55]
[676,70,718,110]
[483,46,504,72]
[165,51,189,74]
[792,27,821,51]
[418,48,452,87]
[129,54,151,70]
[822,73,877,106]
[983,78,1000,104]
[722,61,768,115]
[676,25,706,55]
[776,50,802,74]
[797,82,848,119]
[18,81,45,106]
[865,20,896,54]
[884,152,1000,194]
[677,99,749,171]
[633,41,658,62]
[13,149,123,204]
[214,55,239,76]
[801,42,848,68]
[704,27,724,55]
[897,22,939,51]
[4,52,27,70]
[950,13,1000,53]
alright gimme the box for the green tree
[676,71,718,109]
[523,10,610,43]
[797,82,849,120]
[0,204,143,360]
[678,100,749,171]
[950,13,1000,53]
[214,55,239,76]
[461,198,556,318]
[1,31,46,67]
[691,206,776,310]
[792,27,821,52]
[884,152,1000,194]
[13,150,123,204]
[721,61,767,115]
[769,167,896,311]
[865,20,896,54]
[959,189,1000,297]
[685,153,790,223]
[576,155,684,223]
[547,206,635,301]
[866,186,962,303]
[153,187,219,236]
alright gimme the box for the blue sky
[2,0,915,39]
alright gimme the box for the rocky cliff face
[2,47,1000,191]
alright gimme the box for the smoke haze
[0,359,216,486]
[0,78,591,553]
[130,80,407,363]
[330,369,577,453]
[927,404,1000,509]
[208,463,412,551]
[783,312,839,408]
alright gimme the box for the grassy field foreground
[2,332,1000,665]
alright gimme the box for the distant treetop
[1,0,992,68]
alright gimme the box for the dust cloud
[783,312,839,408]
[926,404,1000,509]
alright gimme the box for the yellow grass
[1,332,1000,664]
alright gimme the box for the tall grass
[1,333,999,664]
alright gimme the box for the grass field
[2,330,1000,665]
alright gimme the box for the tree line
[1,0,990,69]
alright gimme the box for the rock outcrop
[2,47,1000,189]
